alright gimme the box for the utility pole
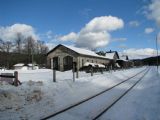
[31,48,34,70]
[156,34,159,74]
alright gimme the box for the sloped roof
[118,55,129,61]
[105,51,119,60]
[105,52,115,59]
[14,63,25,67]
[64,45,104,58]
[48,44,110,60]
[28,63,38,67]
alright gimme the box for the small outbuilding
[27,64,39,70]
[13,63,39,70]
[14,63,28,70]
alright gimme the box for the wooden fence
[0,71,21,86]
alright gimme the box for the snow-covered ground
[0,66,159,120]
[100,67,160,120]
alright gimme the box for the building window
[82,59,84,66]
[92,60,93,63]
[87,59,89,62]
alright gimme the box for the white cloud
[76,31,111,49]
[81,16,124,33]
[0,23,39,42]
[147,0,160,26]
[144,27,154,34]
[121,48,159,59]
[58,16,124,49]
[58,32,77,41]
[129,21,140,27]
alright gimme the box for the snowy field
[0,66,160,120]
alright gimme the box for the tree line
[0,33,49,69]
[0,33,48,54]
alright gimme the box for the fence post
[110,66,112,73]
[73,63,75,82]
[101,69,103,74]
[53,69,56,82]
[91,67,93,76]
[76,70,79,78]
[14,71,18,86]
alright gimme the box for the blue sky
[0,0,159,58]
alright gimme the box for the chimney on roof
[126,55,129,60]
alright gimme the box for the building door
[53,57,59,70]
[63,56,73,71]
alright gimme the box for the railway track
[92,67,150,120]
[41,67,149,120]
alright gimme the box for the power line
[156,34,159,74]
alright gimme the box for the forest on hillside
[142,56,160,66]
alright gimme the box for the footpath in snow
[0,66,159,120]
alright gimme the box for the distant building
[13,63,39,70]
[105,50,119,61]
[119,54,129,61]
[27,64,39,70]
[105,50,120,68]
[117,55,133,68]
[47,44,111,71]
[14,63,28,70]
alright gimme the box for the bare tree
[0,39,5,52]
[39,41,45,54]
[15,32,23,53]
[35,40,49,54]
[24,36,35,54]
[39,41,44,53]
[23,36,36,64]
[1,41,13,69]
[41,44,49,54]
[35,40,43,54]
[4,41,13,53]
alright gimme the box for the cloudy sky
[0,0,160,59]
